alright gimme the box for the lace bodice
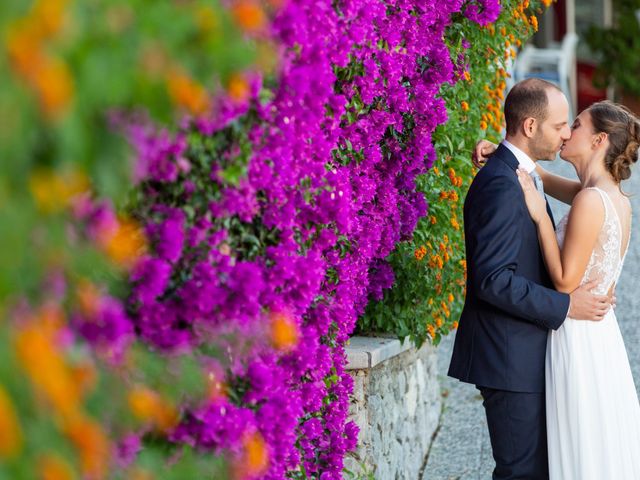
[555,187,631,295]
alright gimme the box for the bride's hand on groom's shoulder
[516,168,546,224]
[472,139,498,168]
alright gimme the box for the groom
[448,78,613,479]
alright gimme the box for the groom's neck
[504,135,535,162]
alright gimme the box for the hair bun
[612,138,638,182]
[590,101,640,183]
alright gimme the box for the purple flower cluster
[72,294,133,359]
[121,0,502,477]
[463,0,502,26]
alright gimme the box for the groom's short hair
[504,78,562,136]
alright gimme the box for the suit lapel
[492,143,557,229]
[493,143,520,172]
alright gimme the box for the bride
[483,100,640,478]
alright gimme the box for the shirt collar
[502,139,536,173]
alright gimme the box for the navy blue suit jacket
[448,144,570,393]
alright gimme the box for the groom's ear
[523,117,537,138]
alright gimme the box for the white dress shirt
[502,139,536,174]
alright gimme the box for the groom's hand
[568,280,612,321]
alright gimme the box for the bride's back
[558,187,632,296]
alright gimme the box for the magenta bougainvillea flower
[113,0,504,477]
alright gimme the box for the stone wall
[344,336,442,480]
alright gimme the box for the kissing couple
[449,78,640,479]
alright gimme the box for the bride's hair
[589,101,640,183]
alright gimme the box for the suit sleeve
[466,175,569,330]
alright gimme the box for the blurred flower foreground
[0,0,547,479]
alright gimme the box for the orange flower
[100,216,147,269]
[234,430,270,479]
[76,280,102,317]
[33,56,74,118]
[231,1,267,32]
[430,215,437,225]
[5,0,74,119]
[270,311,299,352]
[70,360,98,398]
[29,168,89,213]
[448,293,455,303]
[452,321,459,330]
[6,22,44,79]
[39,453,75,480]
[227,73,250,102]
[427,324,436,339]
[0,385,22,459]
[15,320,82,419]
[460,101,469,112]
[479,120,488,130]
[529,15,538,31]
[450,216,460,230]
[64,415,110,479]
[167,69,210,115]
[463,71,471,82]
[459,259,467,272]
[31,0,69,38]
[128,386,178,432]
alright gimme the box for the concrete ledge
[345,334,413,370]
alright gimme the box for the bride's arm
[535,165,582,205]
[517,171,604,293]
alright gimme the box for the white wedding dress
[546,186,640,479]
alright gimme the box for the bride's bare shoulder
[568,188,605,226]
[571,188,605,208]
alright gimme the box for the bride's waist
[565,308,616,323]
